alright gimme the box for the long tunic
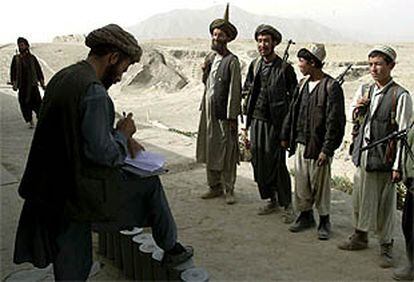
[196,53,242,171]
[246,57,297,204]
[350,79,412,242]
[10,53,44,122]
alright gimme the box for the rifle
[361,123,414,162]
[282,39,295,62]
[335,64,353,86]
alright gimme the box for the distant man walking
[243,24,297,220]
[196,4,242,205]
[10,37,45,128]
[338,46,412,269]
[280,44,346,240]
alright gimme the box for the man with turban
[243,24,297,221]
[338,45,412,269]
[13,24,193,281]
[10,37,45,128]
[196,4,242,205]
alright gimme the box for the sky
[1,0,413,43]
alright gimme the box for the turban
[254,24,282,45]
[209,4,238,42]
[17,37,29,46]
[85,24,142,63]
[368,45,397,62]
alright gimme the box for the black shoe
[289,211,316,233]
[163,243,194,267]
[318,216,331,240]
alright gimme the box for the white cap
[368,45,397,62]
[303,43,326,62]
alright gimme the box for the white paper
[124,151,165,172]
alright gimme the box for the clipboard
[121,164,168,178]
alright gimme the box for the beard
[101,64,118,90]
[18,47,29,54]
[211,39,226,54]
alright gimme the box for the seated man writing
[13,24,193,281]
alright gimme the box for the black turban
[85,24,142,63]
[209,19,238,42]
[17,37,29,46]
[254,24,282,45]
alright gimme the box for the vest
[244,56,292,130]
[202,52,237,120]
[352,82,407,171]
[18,60,121,222]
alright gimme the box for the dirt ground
[1,40,412,281]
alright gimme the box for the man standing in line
[280,43,346,240]
[10,37,46,128]
[196,4,242,205]
[243,24,297,221]
[338,46,412,269]
[13,24,193,281]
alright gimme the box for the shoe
[258,201,278,215]
[225,192,236,205]
[379,240,394,268]
[281,205,295,224]
[289,210,316,232]
[201,189,223,199]
[338,231,368,251]
[317,215,331,240]
[393,264,414,281]
[163,243,194,267]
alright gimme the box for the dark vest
[288,75,344,159]
[19,61,121,222]
[203,52,237,120]
[245,57,292,130]
[352,82,407,171]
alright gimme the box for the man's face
[211,28,228,53]
[18,42,29,54]
[368,55,394,83]
[102,55,132,90]
[257,34,276,57]
[298,57,312,76]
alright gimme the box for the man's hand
[127,138,145,158]
[116,112,136,138]
[281,140,289,149]
[391,170,401,183]
[356,96,370,108]
[317,152,328,166]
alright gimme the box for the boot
[289,210,316,232]
[338,229,368,250]
[393,261,414,281]
[225,190,236,205]
[281,204,295,224]
[201,185,223,199]
[258,199,278,215]
[163,243,194,267]
[317,215,331,240]
[379,240,394,268]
